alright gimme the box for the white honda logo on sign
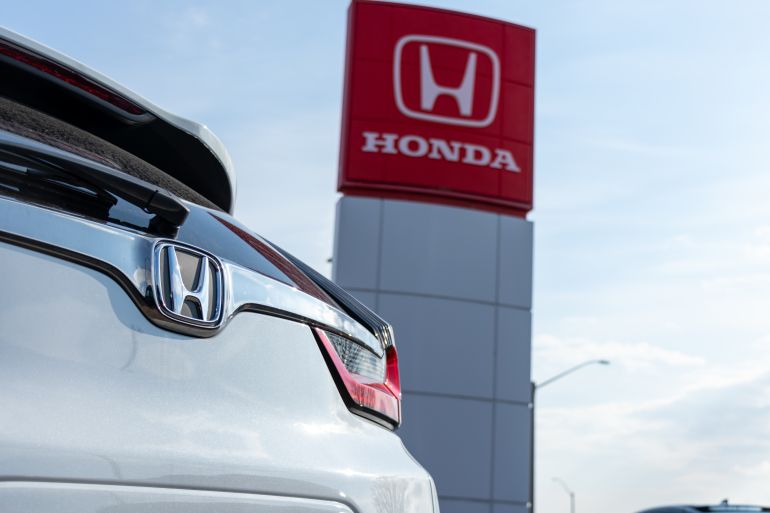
[393,34,500,127]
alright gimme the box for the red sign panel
[338,0,535,216]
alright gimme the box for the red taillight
[0,38,147,117]
[385,345,400,397]
[314,327,401,428]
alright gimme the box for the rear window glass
[176,208,339,309]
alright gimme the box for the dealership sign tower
[333,1,535,511]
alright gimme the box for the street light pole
[553,477,576,513]
[528,359,609,513]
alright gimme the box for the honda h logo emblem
[152,241,224,328]
[393,35,501,127]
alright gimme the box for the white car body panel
[0,240,434,513]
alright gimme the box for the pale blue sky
[7,1,770,512]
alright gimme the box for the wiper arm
[0,136,189,236]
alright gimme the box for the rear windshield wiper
[0,135,188,236]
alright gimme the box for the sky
[6,1,770,512]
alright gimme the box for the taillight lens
[314,327,401,428]
[0,38,148,118]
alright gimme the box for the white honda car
[0,27,438,512]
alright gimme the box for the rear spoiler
[0,27,236,213]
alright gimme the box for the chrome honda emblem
[152,241,224,328]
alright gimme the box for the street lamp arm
[536,359,610,390]
[552,477,576,513]
[552,477,573,495]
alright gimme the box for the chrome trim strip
[226,264,380,353]
[0,195,382,355]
